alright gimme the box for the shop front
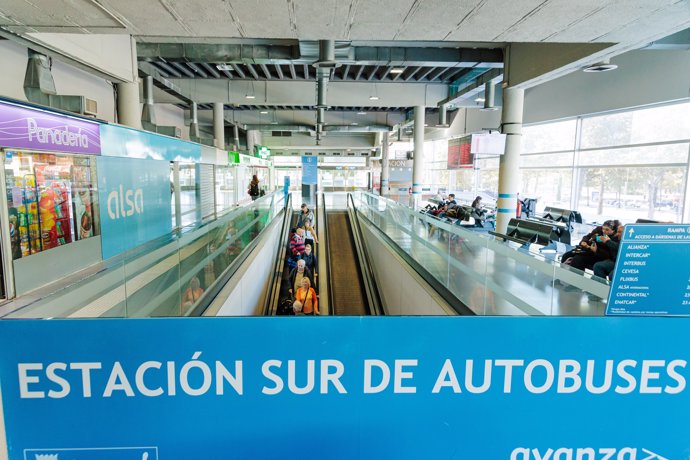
[0,100,103,297]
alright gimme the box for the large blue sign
[301,155,318,185]
[100,124,201,163]
[0,317,688,459]
[97,156,172,260]
[607,224,690,316]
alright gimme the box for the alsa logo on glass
[107,185,144,220]
[510,447,668,460]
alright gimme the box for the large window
[521,100,690,223]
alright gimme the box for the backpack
[278,298,294,315]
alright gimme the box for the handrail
[4,192,286,319]
[264,193,293,316]
[347,193,383,315]
[355,191,610,312]
[317,194,331,315]
[354,203,474,316]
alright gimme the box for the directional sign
[606,224,690,316]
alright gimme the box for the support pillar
[213,102,225,150]
[381,132,390,195]
[247,130,258,155]
[496,87,524,233]
[412,106,425,209]
[116,81,142,129]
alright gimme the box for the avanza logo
[510,447,668,460]
[107,185,144,220]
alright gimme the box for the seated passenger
[302,243,318,274]
[592,224,624,281]
[561,220,619,272]
[292,300,304,316]
[288,259,314,300]
[470,196,488,227]
[447,193,457,207]
[295,277,319,315]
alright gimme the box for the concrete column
[247,130,258,155]
[116,81,142,129]
[412,106,425,209]
[496,87,525,233]
[213,102,225,150]
[381,131,390,195]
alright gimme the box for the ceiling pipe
[312,40,341,142]
[481,81,498,111]
[142,75,156,124]
[437,104,448,127]
[189,102,199,138]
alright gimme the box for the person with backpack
[248,174,260,201]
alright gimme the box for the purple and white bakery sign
[0,101,101,155]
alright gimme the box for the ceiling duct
[312,40,341,145]
[141,75,182,138]
[189,101,199,138]
[24,49,98,117]
[437,104,448,127]
[481,81,498,111]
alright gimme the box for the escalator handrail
[319,193,333,315]
[264,193,293,316]
[347,193,384,316]
[353,198,475,316]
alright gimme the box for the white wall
[25,33,136,82]
[155,104,190,140]
[0,40,117,122]
[524,49,690,124]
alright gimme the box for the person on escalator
[303,219,319,249]
[302,243,318,274]
[288,259,314,300]
[295,277,319,315]
[297,203,314,228]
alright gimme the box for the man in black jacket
[288,259,314,300]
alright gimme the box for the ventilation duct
[437,104,448,127]
[23,49,98,116]
[481,81,498,111]
[312,40,341,145]
[141,75,182,138]
[189,102,199,138]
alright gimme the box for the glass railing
[353,192,609,316]
[6,192,285,319]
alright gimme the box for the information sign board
[0,317,688,459]
[301,155,318,185]
[607,224,690,316]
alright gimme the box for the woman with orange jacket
[294,276,319,315]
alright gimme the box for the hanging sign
[301,155,318,185]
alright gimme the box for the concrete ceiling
[1,0,688,45]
